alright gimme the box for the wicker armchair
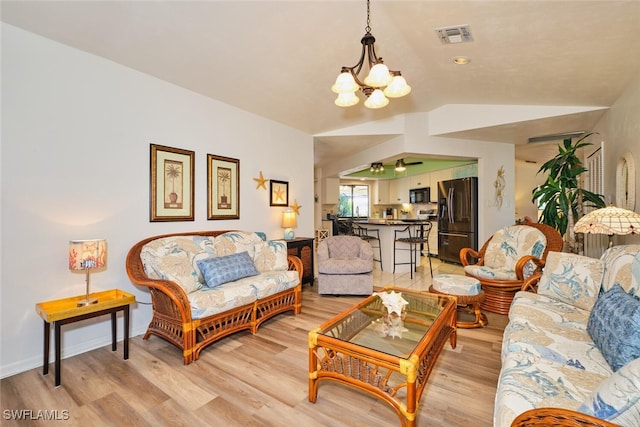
[126,230,303,364]
[459,219,563,314]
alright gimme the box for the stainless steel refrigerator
[437,177,478,264]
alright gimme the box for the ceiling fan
[394,158,423,171]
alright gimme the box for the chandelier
[331,0,411,109]
[370,162,385,174]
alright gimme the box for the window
[338,185,369,218]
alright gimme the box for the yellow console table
[35,289,135,386]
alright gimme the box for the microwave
[409,187,430,204]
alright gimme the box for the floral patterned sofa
[126,230,302,364]
[495,245,640,427]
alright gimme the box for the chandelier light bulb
[364,89,389,109]
[331,72,359,94]
[383,75,411,98]
[364,63,392,87]
[335,91,360,107]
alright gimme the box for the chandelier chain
[365,0,371,33]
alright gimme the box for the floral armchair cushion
[464,225,547,281]
[537,251,604,311]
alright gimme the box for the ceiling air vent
[435,25,473,44]
[527,131,586,144]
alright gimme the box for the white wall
[0,24,314,378]
[515,159,547,221]
[592,72,640,246]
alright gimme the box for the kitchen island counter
[355,220,436,273]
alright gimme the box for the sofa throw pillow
[197,251,259,289]
[587,284,640,371]
[252,240,288,272]
[537,251,604,311]
[578,358,640,425]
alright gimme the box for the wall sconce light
[282,209,297,240]
[69,239,107,306]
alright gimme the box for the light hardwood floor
[1,259,507,426]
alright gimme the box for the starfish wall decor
[253,171,268,190]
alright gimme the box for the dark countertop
[355,219,435,226]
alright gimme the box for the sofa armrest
[511,408,619,427]
[287,255,303,283]
[125,241,193,324]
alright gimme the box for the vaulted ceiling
[3,1,639,169]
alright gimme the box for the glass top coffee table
[308,287,457,427]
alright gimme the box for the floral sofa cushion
[214,231,266,257]
[252,240,288,272]
[578,358,640,426]
[505,292,612,377]
[464,225,546,281]
[140,235,215,293]
[494,351,610,427]
[600,245,640,295]
[537,251,604,311]
[189,281,257,319]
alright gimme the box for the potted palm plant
[531,133,606,253]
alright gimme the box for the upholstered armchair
[317,235,374,295]
[460,219,563,314]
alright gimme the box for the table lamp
[574,205,640,248]
[69,239,107,306]
[282,209,297,240]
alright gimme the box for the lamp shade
[574,206,640,236]
[69,239,107,271]
[281,210,297,229]
[364,89,389,109]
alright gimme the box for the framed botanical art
[270,180,289,207]
[150,144,194,222]
[207,154,240,220]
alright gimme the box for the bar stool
[353,223,382,271]
[393,223,433,279]
[393,222,433,280]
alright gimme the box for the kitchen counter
[356,220,436,273]
[356,218,435,226]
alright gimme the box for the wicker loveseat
[496,245,640,427]
[126,230,302,364]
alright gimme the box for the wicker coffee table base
[429,286,488,329]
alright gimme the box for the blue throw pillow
[587,284,640,371]
[196,251,259,289]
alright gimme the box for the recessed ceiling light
[453,56,470,65]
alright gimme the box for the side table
[35,289,136,386]
[285,237,315,286]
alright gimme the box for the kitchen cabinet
[388,177,410,204]
[410,173,430,189]
[374,180,390,204]
[323,177,340,204]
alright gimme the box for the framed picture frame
[270,180,289,207]
[207,154,240,220]
[150,144,194,222]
